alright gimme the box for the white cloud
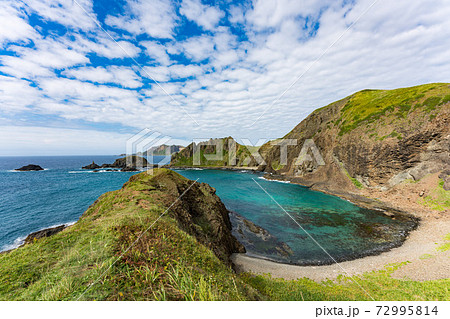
[246,0,333,30]
[2,0,450,155]
[141,41,171,65]
[105,0,177,39]
[180,0,224,31]
[0,56,53,79]
[0,75,42,112]
[178,36,216,62]
[62,66,142,88]
[68,34,141,59]
[0,126,131,156]
[0,2,38,48]
[12,39,89,69]
[24,0,98,31]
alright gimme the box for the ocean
[0,155,164,252]
[0,157,416,265]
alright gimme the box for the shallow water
[175,169,417,265]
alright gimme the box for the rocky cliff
[256,83,449,199]
[170,137,256,167]
[122,169,245,262]
[145,144,184,156]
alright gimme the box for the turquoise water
[175,169,417,265]
[0,158,417,265]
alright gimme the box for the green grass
[170,139,255,167]
[436,234,450,252]
[337,83,450,136]
[241,263,450,301]
[418,179,450,211]
[337,161,364,189]
[0,170,255,301]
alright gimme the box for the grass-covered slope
[170,137,255,167]
[336,83,450,136]
[0,169,254,301]
[259,83,450,193]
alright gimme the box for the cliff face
[124,169,245,262]
[146,144,184,156]
[257,83,450,195]
[170,137,256,167]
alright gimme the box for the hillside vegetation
[253,83,449,199]
[170,137,256,167]
[0,170,448,300]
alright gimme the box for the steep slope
[145,144,184,156]
[170,137,256,167]
[0,169,250,300]
[257,83,450,201]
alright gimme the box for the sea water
[0,159,416,265]
[175,169,417,265]
[0,156,165,251]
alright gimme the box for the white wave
[258,176,291,183]
[1,236,26,252]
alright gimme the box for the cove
[174,169,418,265]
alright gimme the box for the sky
[1,0,450,155]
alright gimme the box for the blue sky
[1,0,450,155]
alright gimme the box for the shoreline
[231,216,450,282]
[167,165,259,171]
[0,222,75,254]
[232,172,449,282]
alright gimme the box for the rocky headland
[82,155,154,172]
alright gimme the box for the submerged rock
[229,212,293,260]
[15,164,44,171]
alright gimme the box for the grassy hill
[257,83,450,198]
[170,137,256,167]
[0,169,448,300]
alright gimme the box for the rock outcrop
[254,83,450,195]
[145,144,184,156]
[124,169,245,263]
[82,161,100,170]
[24,225,66,244]
[15,164,44,171]
[83,156,151,172]
[170,137,256,167]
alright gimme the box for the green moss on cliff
[170,137,255,167]
[337,83,450,136]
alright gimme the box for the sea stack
[82,161,100,170]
